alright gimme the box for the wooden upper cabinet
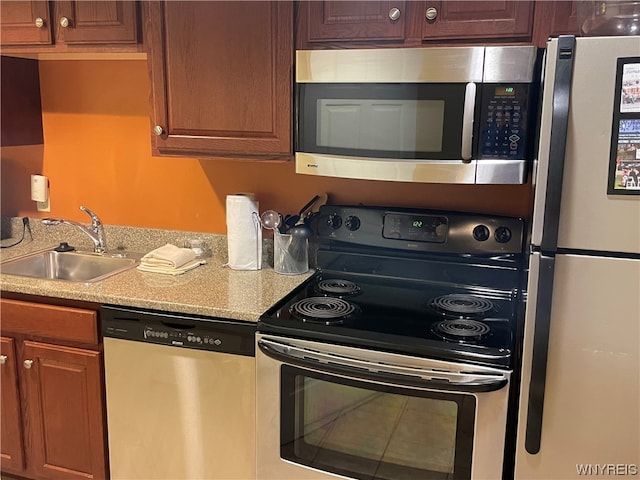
[0,0,140,49]
[54,0,139,45]
[419,1,534,40]
[305,1,406,43]
[144,1,293,159]
[299,0,542,48]
[0,0,52,46]
[532,1,580,47]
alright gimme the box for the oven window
[280,366,475,480]
[297,83,472,160]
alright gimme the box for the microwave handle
[461,82,476,161]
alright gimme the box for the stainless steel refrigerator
[515,35,640,478]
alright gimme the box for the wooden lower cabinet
[0,299,107,480]
[0,337,25,473]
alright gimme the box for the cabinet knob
[388,7,401,21]
[425,7,438,21]
[153,125,164,136]
[59,16,70,28]
[23,359,33,369]
[35,17,45,28]
[0,355,6,365]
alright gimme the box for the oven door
[256,334,511,480]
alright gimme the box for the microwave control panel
[478,83,532,160]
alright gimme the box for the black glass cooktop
[259,270,519,368]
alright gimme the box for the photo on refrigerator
[608,57,640,194]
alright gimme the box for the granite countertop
[0,218,314,322]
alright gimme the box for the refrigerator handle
[539,35,576,252]
[525,35,576,455]
[525,255,557,454]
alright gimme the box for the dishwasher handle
[258,337,508,393]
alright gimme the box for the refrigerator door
[532,36,640,254]
[516,253,640,478]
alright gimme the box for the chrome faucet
[43,206,107,254]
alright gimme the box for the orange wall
[1,59,534,234]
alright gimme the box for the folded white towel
[137,259,206,276]
[141,243,196,269]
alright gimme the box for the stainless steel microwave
[295,46,540,184]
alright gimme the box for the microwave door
[298,82,473,160]
[296,82,479,184]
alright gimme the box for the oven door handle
[258,338,508,393]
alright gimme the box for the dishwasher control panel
[143,325,225,348]
[101,305,256,356]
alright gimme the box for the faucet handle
[79,206,102,227]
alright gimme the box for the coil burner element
[289,297,360,325]
[430,294,495,317]
[433,319,491,342]
[315,279,361,297]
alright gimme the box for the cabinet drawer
[0,299,98,345]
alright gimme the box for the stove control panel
[383,213,448,243]
[317,205,524,254]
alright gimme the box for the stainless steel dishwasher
[101,305,256,480]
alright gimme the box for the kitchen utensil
[259,210,282,232]
[298,195,320,216]
[288,222,313,239]
[290,192,326,237]
[282,214,298,233]
[310,193,328,213]
[282,195,322,233]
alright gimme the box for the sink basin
[1,249,141,283]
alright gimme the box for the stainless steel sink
[1,248,141,283]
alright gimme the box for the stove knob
[472,224,490,242]
[495,226,512,243]
[345,215,361,231]
[327,214,342,230]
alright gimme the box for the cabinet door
[532,1,580,47]
[0,337,26,475]
[305,1,406,43]
[1,56,44,147]
[53,0,139,45]
[144,0,293,158]
[22,341,106,480]
[420,1,534,40]
[0,0,52,46]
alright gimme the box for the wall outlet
[37,199,50,212]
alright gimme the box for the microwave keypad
[480,84,530,159]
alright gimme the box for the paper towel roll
[226,194,262,270]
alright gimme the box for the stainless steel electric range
[256,205,526,480]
